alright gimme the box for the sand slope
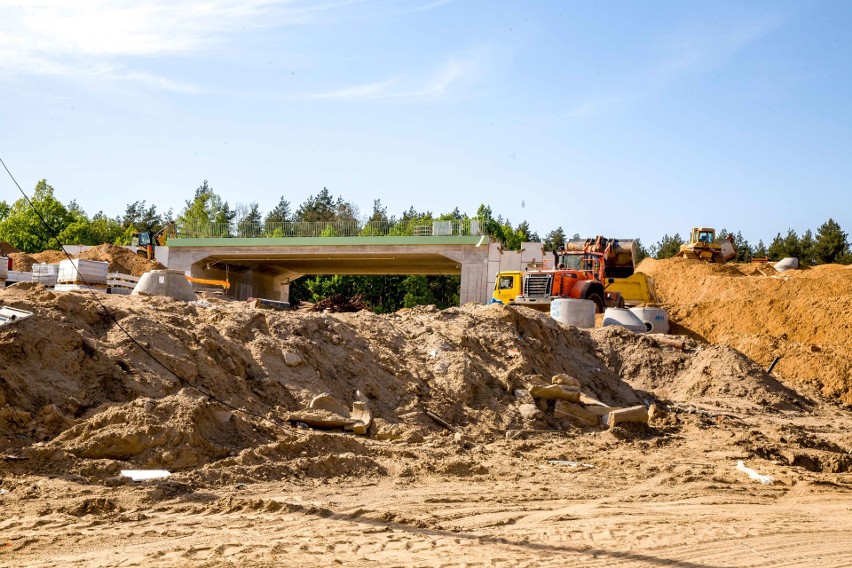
[638,257,852,403]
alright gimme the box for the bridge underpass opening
[165,236,495,305]
[187,252,469,305]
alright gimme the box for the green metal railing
[174,218,484,239]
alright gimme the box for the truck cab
[491,271,522,304]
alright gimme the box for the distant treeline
[1,179,849,311]
[648,223,851,265]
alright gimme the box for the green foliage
[542,227,566,252]
[235,202,262,236]
[0,180,73,252]
[797,230,815,266]
[177,180,234,235]
[748,220,850,265]
[359,199,393,236]
[767,229,803,261]
[402,275,434,308]
[265,196,291,224]
[295,187,358,222]
[291,272,460,313]
[122,201,167,233]
[58,210,125,246]
[0,201,10,221]
[387,206,432,236]
[476,204,530,251]
[634,238,649,263]
[814,218,849,264]
[651,233,684,259]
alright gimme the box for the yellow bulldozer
[676,228,736,263]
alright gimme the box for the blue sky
[1,0,850,246]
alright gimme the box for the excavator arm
[184,275,230,290]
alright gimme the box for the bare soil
[1,255,851,566]
[637,257,852,403]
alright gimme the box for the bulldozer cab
[692,228,716,244]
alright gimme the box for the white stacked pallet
[107,272,140,295]
[32,263,59,287]
[58,259,109,286]
[7,270,32,284]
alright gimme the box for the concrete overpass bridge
[165,233,500,304]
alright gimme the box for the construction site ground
[1,256,851,567]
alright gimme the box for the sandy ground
[3,401,851,567]
[1,257,851,567]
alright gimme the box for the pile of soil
[10,250,67,271]
[637,257,852,403]
[1,283,832,485]
[78,243,165,275]
[9,244,164,275]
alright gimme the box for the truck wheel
[586,292,605,313]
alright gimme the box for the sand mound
[9,245,163,275]
[592,327,803,411]
[3,282,816,481]
[637,257,852,403]
[78,243,164,275]
[10,250,67,272]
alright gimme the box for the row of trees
[1,179,850,311]
[0,180,172,253]
[649,221,851,265]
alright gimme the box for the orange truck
[512,236,639,313]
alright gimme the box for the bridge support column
[459,260,489,305]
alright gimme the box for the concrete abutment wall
[165,237,502,305]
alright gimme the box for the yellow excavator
[131,223,176,261]
[676,228,736,263]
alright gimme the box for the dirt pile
[0,283,846,486]
[77,243,165,275]
[9,244,163,275]
[10,250,67,271]
[592,327,805,411]
[637,257,852,403]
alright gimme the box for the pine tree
[799,229,815,266]
[543,227,566,252]
[265,197,291,224]
[652,233,684,259]
[813,218,849,264]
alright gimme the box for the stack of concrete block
[58,259,109,286]
[0,256,7,282]
[6,271,31,284]
[32,263,59,287]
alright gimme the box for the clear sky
[2,0,850,246]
